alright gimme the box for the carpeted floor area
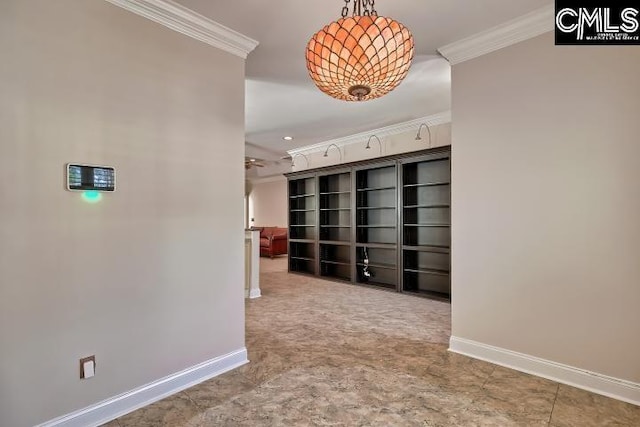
[104,257,640,426]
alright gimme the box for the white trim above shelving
[249,175,287,185]
[103,0,259,58]
[450,336,640,406]
[287,111,451,158]
[438,5,554,65]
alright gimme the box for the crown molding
[104,0,259,59]
[287,111,451,157]
[438,5,554,65]
[249,175,286,185]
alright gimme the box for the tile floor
[103,257,640,426]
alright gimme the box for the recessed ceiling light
[283,136,294,141]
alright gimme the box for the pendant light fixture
[306,0,415,102]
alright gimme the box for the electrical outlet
[80,356,96,379]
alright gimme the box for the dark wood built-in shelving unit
[286,147,451,301]
[288,176,317,275]
[402,153,451,300]
[318,170,352,282]
[355,164,398,289]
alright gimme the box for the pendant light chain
[342,0,377,18]
[341,0,349,18]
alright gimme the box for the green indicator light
[82,190,102,203]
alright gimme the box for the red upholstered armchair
[256,227,288,258]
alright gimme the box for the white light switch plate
[81,357,95,379]
[83,360,95,378]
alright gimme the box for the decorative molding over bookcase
[103,0,259,58]
[249,175,287,185]
[287,111,451,158]
[438,5,554,65]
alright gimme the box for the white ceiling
[175,0,550,162]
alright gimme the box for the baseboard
[449,336,640,406]
[37,347,249,427]
[248,289,261,299]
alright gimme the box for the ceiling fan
[245,157,266,170]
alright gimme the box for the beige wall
[248,177,288,228]
[451,32,640,382]
[292,122,451,171]
[0,1,246,426]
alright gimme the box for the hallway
[109,258,640,426]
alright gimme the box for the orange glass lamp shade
[306,13,414,102]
